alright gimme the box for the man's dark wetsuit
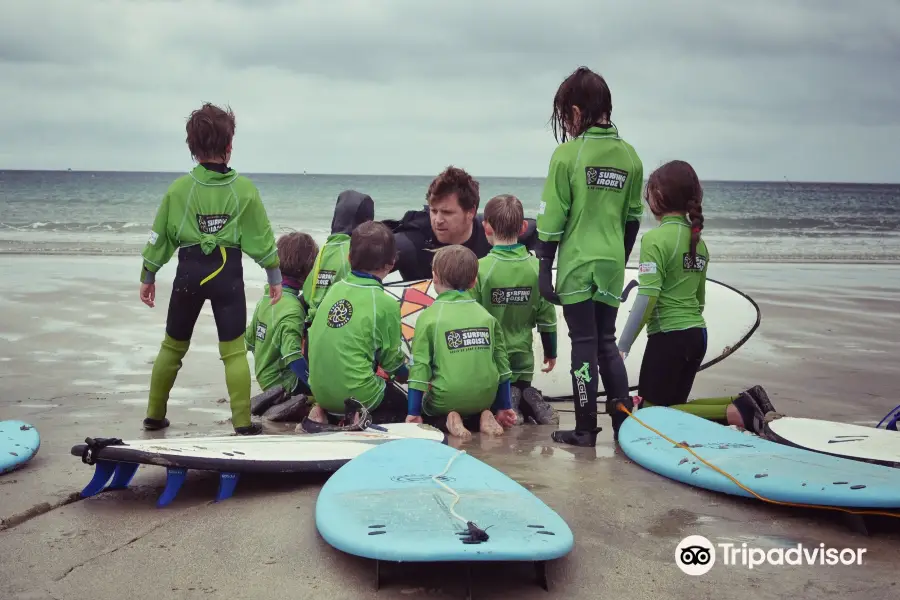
[382,208,538,281]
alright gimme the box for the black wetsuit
[382,208,538,281]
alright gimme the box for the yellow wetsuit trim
[200,246,228,286]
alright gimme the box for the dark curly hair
[185,103,235,162]
[645,160,705,263]
[426,166,480,213]
[550,67,612,143]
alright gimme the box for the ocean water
[1,170,898,262]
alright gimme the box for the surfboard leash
[432,449,490,544]
[615,405,900,520]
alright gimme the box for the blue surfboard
[315,438,574,565]
[1,420,40,475]
[618,407,900,508]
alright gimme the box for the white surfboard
[765,416,900,468]
[384,267,760,399]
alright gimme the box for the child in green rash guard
[616,160,778,435]
[535,67,644,447]
[304,221,410,426]
[473,194,558,426]
[406,245,518,440]
[139,103,282,436]
[245,232,318,404]
[302,190,375,323]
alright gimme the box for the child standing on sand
[535,67,644,446]
[139,103,282,435]
[406,245,518,439]
[473,194,558,425]
[616,160,777,433]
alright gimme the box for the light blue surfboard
[315,438,574,564]
[1,420,40,475]
[618,407,900,508]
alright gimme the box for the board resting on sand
[384,267,760,399]
[1,420,40,475]
[765,416,900,469]
[316,437,573,594]
[618,407,900,512]
[70,423,446,507]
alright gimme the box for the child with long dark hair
[536,67,644,446]
[617,160,777,433]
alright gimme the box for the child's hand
[140,283,155,308]
[496,409,518,428]
[619,350,628,360]
[542,357,556,373]
[405,415,423,424]
[270,283,283,305]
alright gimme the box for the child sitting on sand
[473,194,559,426]
[244,232,318,413]
[303,221,410,427]
[405,245,518,439]
[303,190,375,323]
[616,160,777,435]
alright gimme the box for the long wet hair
[645,160,705,263]
[550,67,612,143]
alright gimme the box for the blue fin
[107,462,140,490]
[157,467,187,508]
[215,472,240,503]
[81,460,117,497]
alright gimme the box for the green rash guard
[302,233,351,322]
[244,283,308,393]
[306,271,407,414]
[140,164,281,285]
[618,215,709,353]
[408,290,512,417]
[472,244,558,383]
[536,124,643,306]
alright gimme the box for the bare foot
[446,412,472,440]
[725,404,745,428]
[480,410,504,436]
[309,405,327,423]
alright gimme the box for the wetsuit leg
[205,247,254,430]
[371,381,408,424]
[594,301,629,399]
[145,255,207,423]
[638,328,706,407]
[554,300,600,442]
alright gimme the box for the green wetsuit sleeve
[536,148,572,242]
[407,315,433,393]
[492,318,512,384]
[626,154,644,223]
[240,188,281,272]
[535,297,557,333]
[140,193,177,283]
[277,313,305,365]
[378,301,407,374]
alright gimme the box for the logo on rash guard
[315,270,336,288]
[197,214,231,234]
[490,287,532,305]
[445,327,490,351]
[585,167,628,190]
[255,322,267,341]
[327,299,353,328]
[639,262,657,274]
[682,253,708,272]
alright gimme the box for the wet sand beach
[1,256,899,600]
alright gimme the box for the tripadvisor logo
[675,535,867,576]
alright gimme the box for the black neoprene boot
[143,417,170,431]
[234,423,263,436]
[732,392,766,435]
[606,396,636,441]
[552,357,601,447]
[747,385,777,415]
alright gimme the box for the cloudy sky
[2,0,898,182]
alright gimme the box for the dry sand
[1,256,899,600]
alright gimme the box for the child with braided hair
[617,160,776,436]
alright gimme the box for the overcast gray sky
[2,0,898,182]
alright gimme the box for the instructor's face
[429,194,474,245]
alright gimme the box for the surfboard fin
[216,472,240,503]
[80,460,117,497]
[157,467,187,508]
[107,462,140,490]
